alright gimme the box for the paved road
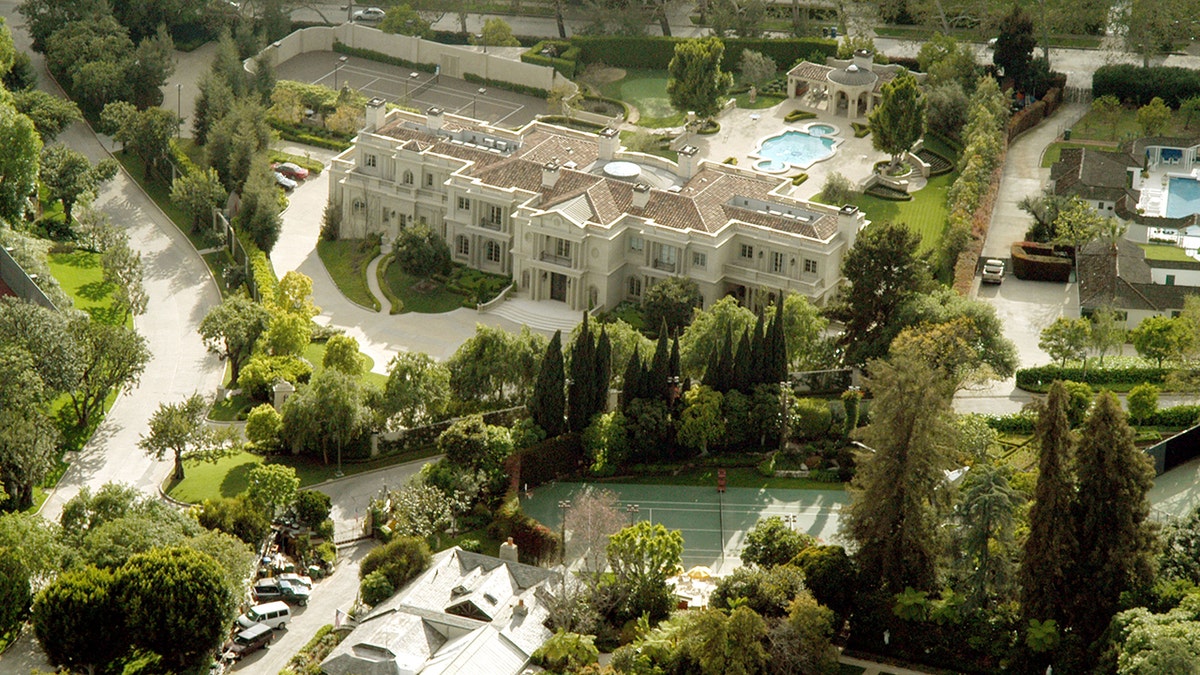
[308,456,439,542]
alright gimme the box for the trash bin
[830,27,838,38]
[1064,128,1072,140]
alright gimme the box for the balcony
[539,251,572,267]
[652,259,677,273]
[478,218,503,232]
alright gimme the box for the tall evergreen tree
[622,345,643,410]
[569,314,596,433]
[1020,381,1077,627]
[750,311,767,386]
[767,295,789,383]
[594,327,612,418]
[648,321,671,401]
[530,330,566,437]
[732,330,752,393]
[1066,391,1157,657]
[669,333,681,380]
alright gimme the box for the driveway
[307,456,441,542]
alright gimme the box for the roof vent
[847,64,859,72]
[451,585,471,597]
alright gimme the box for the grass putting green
[47,250,129,326]
[600,69,685,128]
[316,239,380,310]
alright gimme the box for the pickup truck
[252,578,310,606]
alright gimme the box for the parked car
[273,171,298,191]
[236,601,291,630]
[353,7,385,22]
[222,622,273,662]
[981,258,1005,284]
[278,572,313,590]
[253,578,310,606]
[272,162,309,181]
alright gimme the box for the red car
[272,162,309,181]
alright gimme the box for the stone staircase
[483,296,584,333]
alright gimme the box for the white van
[236,601,291,630]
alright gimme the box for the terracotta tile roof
[788,61,834,80]
[515,128,599,168]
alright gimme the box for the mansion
[329,100,868,313]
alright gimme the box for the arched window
[486,240,502,262]
[456,236,469,256]
[402,170,413,185]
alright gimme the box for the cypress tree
[1020,381,1076,628]
[732,330,752,393]
[767,294,788,383]
[1066,391,1157,656]
[622,345,643,410]
[750,311,767,386]
[568,314,595,433]
[594,327,611,416]
[648,321,671,401]
[529,330,566,437]
[712,325,735,393]
[669,332,681,380]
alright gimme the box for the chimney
[513,598,528,616]
[366,97,387,132]
[631,183,651,210]
[838,204,864,250]
[852,48,872,71]
[426,106,444,131]
[499,536,518,563]
[677,145,700,179]
[542,161,560,189]
[598,127,620,160]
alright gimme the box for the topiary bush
[359,570,395,606]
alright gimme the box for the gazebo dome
[828,63,878,87]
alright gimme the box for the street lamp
[626,503,639,521]
[334,55,348,91]
[473,87,487,119]
[558,500,572,564]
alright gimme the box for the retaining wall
[0,245,56,310]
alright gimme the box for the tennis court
[275,51,546,127]
[522,482,850,573]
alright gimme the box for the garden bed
[316,238,381,311]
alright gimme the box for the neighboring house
[329,101,868,313]
[1048,147,1139,217]
[786,49,926,119]
[321,547,560,675]
[1077,238,1199,328]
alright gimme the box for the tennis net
[408,73,439,99]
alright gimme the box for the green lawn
[1140,243,1196,262]
[734,93,786,109]
[600,69,685,128]
[46,250,130,327]
[381,265,467,314]
[209,390,257,422]
[1070,106,1200,144]
[316,238,381,310]
[605,466,846,491]
[304,341,388,389]
[852,170,956,253]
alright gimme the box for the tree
[139,394,229,480]
[1183,96,1200,130]
[0,512,69,589]
[676,384,724,455]
[641,276,702,337]
[533,631,601,673]
[1111,599,1200,675]
[106,105,176,175]
[741,516,815,568]
[246,464,299,517]
[380,351,450,430]
[170,167,227,232]
[295,490,332,529]
[192,71,234,145]
[793,545,857,621]
[380,4,433,37]
[890,288,1018,382]
[1039,316,1091,367]
[606,521,684,623]
[917,34,978,91]
[0,100,40,223]
[819,171,857,205]
[101,234,148,322]
[739,49,777,86]
[282,369,371,464]
[1138,96,1172,137]
[843,352,956,594]
[1127,383,1160,425]
[32,565,125,674]
[0,547,29,637]
[583,409,629,474]
[679,296,756,379]
[13,90,80,142]
[1090,94,1122,140]
[564,488,628,575]
[666,37,734,120]
[993,4,1036,90]
[956,462,1022,608]
[39,144,116,225]
[437,414,513,477]
[827,222,929,365]
[1067,391,1157,656]
[767,593,840,675]
[198,294,271,386]
[126,25,176,109]
[205,100,274,191]
[568,317,597,434]
[1089,307,1126,367]
[395,224,451,279]
[235,159,284,254]
[359,536,431,589]
[679,606,769,675]
[925,83,970,139]
[322,334,364,375]
[447,324,546,407]
[477,17,520,46]
[117,547,233,669]
[869,72,926,171]
[530,330,566,437]
[625,397,673,462]
[1132,315,1189,367]
[0,407,59,511]
[196,495,270,546]
[65,319,150,431]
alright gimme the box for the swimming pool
[1167,177,1200,219]
[753,128,839,171]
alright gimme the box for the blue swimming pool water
[757,130,837,169]
[808,124,836,136]
[1167,177,1200,218]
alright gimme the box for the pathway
[364,255,389,313]
[839,654,943,675]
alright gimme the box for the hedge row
[984,413,1036,435]
[487,491,559,565]
[1008,87,1062,142]
[169,139,199,175]
[267,119,352,151]
[1010,241,1072,282]
[1015,365,1169,390]
[521,40,580,79]
[985,405,1200,433]
[1092,64,1200,108]
[332,41,437,74]
[506,433,585,489]
[462,72,549,99]
[570,35,835,71]
[239,233,278,303]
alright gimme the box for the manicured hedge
[169,140,199,175]
[1093,64,1200,107]
[462,72,549,99]
[507,433,585,488]
[1010,241,1072,282]
[521,40,580,78]
[1015,365,1169,391]
[570,36,835,71]
[1147,405,1200,428]
[267,119,352,151]
[333,41,437,74]
[487,492,560,565]
[984,413,1036,435]
[239,233,278,303]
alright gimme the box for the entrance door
[550,273,567,302]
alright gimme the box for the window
[556,238,571,258]
[1167,274,1176,286]
[771,252,785,273]
[488,205,504,224]
[352,199,365,213]
[403,170,413,185]
[628,277,642,297]
[630,236,644,251]
[458,196,471,210]
[456,236,469,256]
[803,258,818,274]
[486,241,502,262]
[740,244,754,260]
[425,173,434,187]
[692,252,707,269]
[364,154,377,168]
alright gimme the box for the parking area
[274,51,547,128]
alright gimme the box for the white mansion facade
[329,100,868,312]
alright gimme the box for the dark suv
[222,623,273,662]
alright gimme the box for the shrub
[571,36,835,71]
[851,122,871,137]
[710,565,807,617]
[360,570,395,606]
[359,536,431,590]
[757,452,776,477]
[1015,365,1169,391]
[984,413,1036,435]
[1010,241,1072,282]
[245,404,283,452]
[1092,64,1200,107]
[791,398,832,440]
[333,41,436,74]
[458,538,483,553]
[785,109,817,122]
[238,355,312,402]
[819,171,856,205]
[791,173,808,186]
[521,40,579,78]
[239,233,278,303]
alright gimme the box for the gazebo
[787,49,925,119]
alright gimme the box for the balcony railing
[652,259,677,272]
[539,251,572,267]
[478,218,503,231]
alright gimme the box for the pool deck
[690,102,885,201]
